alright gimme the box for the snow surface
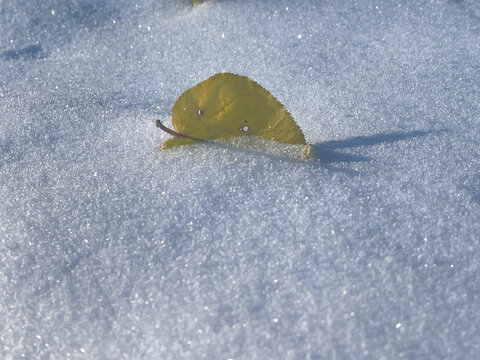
[1,0,480,358]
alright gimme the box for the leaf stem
[156,120,203,141]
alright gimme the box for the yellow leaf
[158,73,312,158]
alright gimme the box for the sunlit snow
[1,0,479,359]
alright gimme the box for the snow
[1,0,479,358]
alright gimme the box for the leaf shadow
[156,122,447,176]
[312,130,439,176]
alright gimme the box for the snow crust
[1,0,479,358]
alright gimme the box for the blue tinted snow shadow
[317,130,431,150]
[313,130,435,176]
[2,44,45,60]
[458,174,480,205]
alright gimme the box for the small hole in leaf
[197,109,204,116]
